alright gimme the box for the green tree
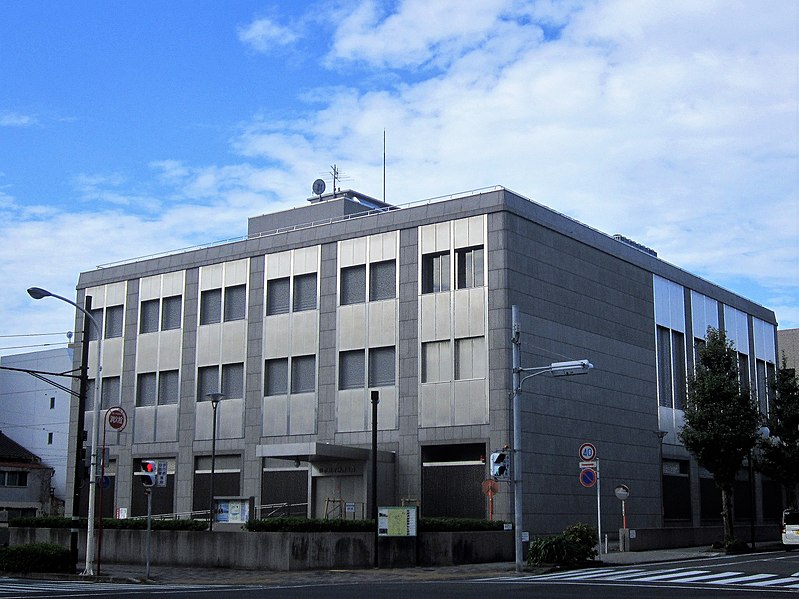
[757,359,799,509]
[679,327,760,544]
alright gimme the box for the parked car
[782,509,799,549]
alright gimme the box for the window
[293,273,317,312]
[422,251,450,294]
[738,352,750,391]
[137,373,158,407]
[339,350,365,390]
[369,260,396,301]
[200,289,222,325]
[0,471,28,487]
[657,326,686,409]
[140,299,160,334]
[291,355,316,393]
[161,295,182,330]
[158,370,179,405]
[456,246,484,289]
[266,278,290,315]
[421,340,450,383]
[341,265,366,305]
[224,285,246,321]
[454,337,486,380]
[47,432,53,445]
[88,308,103,341]
[105,305,124,338]
[197,365,219,401]
[49,397,55,410]
[101,376,120,409]
[264,359,288,396]
[369,347,396,387]
[221,363,244,399]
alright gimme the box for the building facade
[0,348,72,508]
[66,187,780,536]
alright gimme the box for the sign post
[578,443,601,554]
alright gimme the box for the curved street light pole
[28,287,103,576]
[510,305,593,572]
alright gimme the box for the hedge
[0,543,71,573]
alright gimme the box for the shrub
[418,518,506,532]
[10,516,207,532]
[527,523,598,566]
[246,517,374,533]
[0,543,71,573]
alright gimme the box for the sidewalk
[55,544,766,586]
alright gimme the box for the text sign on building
[156,460,168,487]
[378,506,417,537]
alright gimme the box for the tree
[757,359,799,509]
[679,327,760,545]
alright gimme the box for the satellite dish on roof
[312,179,326,196]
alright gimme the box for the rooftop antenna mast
[331,164,340,196]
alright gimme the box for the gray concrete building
[66,186,780,538]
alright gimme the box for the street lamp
[206,392,223,531]
[27,286,103,576]
[510,305,593,572]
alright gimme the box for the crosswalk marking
[666,571,744,583]
[522,565,799,590]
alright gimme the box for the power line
[0,332,71,338]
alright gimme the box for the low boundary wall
[10,528,514,571]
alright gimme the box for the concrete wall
[9,528,513,570]
[624,525,780,551]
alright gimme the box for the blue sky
[1,0,797,356]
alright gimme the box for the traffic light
[490,449,511,480]
[139,460,157,487]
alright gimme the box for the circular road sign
[579,468,597,488]
[578,443,596,461]
[107,407,127,431]
[614,484,630,500]
[482,479,500,496]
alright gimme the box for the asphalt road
[1,550,797,598]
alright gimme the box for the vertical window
[224,285,246,321]
[422,251,450,294]
[105,305,124,338]
[368,347,396,387]
[137,373,157,407]
[49,397,55,410]
[293,273,317,312]
[671,331,686,410]
[657,326,673,408]
[456,246,484,289]
[140,299,160,334]
[200,289,222,325]
[88,308,104,341]
[161,295,182,330]
[291,355,316,393]
[266,278,290,315]
[341,265,366,305]
[264,359,288,396]
[738,353,750,390]
[101,376,121,409]
[159,370,179,405]
[421,340,450,383]
[369,260,396,301]
[264,358,288,396]
[339,350,365,390]
[197,365,219,401]
[47,432,53,445]
[454,337,486,380]
[221,363,244,399]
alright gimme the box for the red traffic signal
[139,459,157,487]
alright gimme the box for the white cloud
[238,17,299,53]
[0,111,38,127]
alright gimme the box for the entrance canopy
[256,442,394,464]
